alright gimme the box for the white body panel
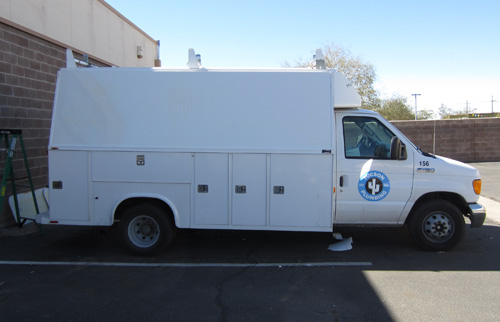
[48,150,89,223]
[44,66,482,233]
[231,154,267,226]
[194,153,230,226]
[50,69,343,153]
[269,154,333,229]
[334,110,414,224]
[408,156,481,209]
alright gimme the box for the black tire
[120,203,175,256]
[409,200,465,251]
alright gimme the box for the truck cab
[335,108,485,251]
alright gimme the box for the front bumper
[468,203,486,228]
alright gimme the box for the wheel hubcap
[128,215,160,248]
[423,213,454,242]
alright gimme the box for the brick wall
[391,118,500,162]
[0,22,108,228]
[0,22,64,227]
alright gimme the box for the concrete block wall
[0,22,109,228]
[0,22,66,227]
[391,118,500,162]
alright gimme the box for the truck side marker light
[473,179,481,195]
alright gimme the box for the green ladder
[0,129,41,228]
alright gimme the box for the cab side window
[343,116,395,159]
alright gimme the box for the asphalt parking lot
[470,162,500,202]
[0,162,499,322]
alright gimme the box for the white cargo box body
[50,68,358,152]
[48,67,360,231]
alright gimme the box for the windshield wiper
[416,146,436,158]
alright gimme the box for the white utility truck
[37,49,486,255]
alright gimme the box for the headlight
[473,179,481,195]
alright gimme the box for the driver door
[334,112,414,224]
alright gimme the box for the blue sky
[106,0,500,117]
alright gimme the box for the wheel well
[405,192,468,224]
[114,198,175,224]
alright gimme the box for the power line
[438,97,498,110]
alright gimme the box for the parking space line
[0,260,372,268]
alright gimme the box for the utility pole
[492,96,497,113]
[411,94,421,120]
[466,100,469,117]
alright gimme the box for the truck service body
[38,50,486,255]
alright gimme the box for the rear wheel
[120,203,175,256]
[409,200,465,251]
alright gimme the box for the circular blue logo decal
[358,171,390,202]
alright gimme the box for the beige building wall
[0,0,159,67]
[0,0,160,228]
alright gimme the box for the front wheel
[409,200,465,251]
[120,203,175,256]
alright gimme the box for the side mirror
[390,137,406,160]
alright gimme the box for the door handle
[339,176,344,187]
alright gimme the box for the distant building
[0,0,161,228]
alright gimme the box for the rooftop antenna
[187,48,201,69]
[315,49,326,69]
[66,49,77,68]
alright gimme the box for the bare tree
[286,43,380,109]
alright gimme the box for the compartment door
[194,153,229,226]
[49,150,90,222]
[231,154,267,226]
[270,154,333,230]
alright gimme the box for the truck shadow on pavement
[1,222,499,322]
[1,220,499,271]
